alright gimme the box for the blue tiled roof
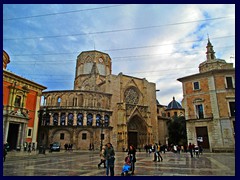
[166,97,182,110]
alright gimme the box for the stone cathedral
[38,50,159,151]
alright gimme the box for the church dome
[166,97,183,110]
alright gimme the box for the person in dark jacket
[188,143,194,158]
[3,145,7,162]
[104,143,115,176]
[128,145,137,175]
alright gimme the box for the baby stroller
[120,155,132,176]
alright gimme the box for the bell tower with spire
[206,36,216,61]
[198,37,234,73]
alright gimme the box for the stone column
[65,112,68,126]
[50,114,53,125]
[93,114,96,126]
[32,94,41,146]
[58,112,61,126]
[83,112,87,126]
[4,121,10,144]
[108,115,112,127]
[73,111,77,126]
[17,123,23,150]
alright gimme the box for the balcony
[187,113,213,122]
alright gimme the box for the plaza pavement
[3,149,235,176]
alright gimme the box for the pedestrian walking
[104,143,115,176]
[32,143,36,151]
[28,142,32,153]
[24,142,28,151]
[156,143,163,161]
[188,143,194,158]
[3,145,7,162]
[194,145,199,158]
[98,145,106,168]
[144,144,148,153]
[128,145,137,175]
[64,143,68,151]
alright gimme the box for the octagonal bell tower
[74,50,112,91]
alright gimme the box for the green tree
[167,116,187,146]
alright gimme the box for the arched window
[174,112,177,117]
[53,113,59,126]
[104,115,110,127]
[68,113,73,125]
[60,113,66,126]
[41,96,45,106]
[96,114,102,127]
[14,95,22,107]
[79,94,84,106]
[77,113,83,126]
[45,113,50,125]
[73,97,77,106]
[87,113,93,126]
[57,97,61,106]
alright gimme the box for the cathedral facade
[38,50,159,151]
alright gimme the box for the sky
[3,4,235,105]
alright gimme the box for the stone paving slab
[3,150,235,176]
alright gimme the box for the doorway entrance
[127,115,147,149]
[196,126,210,149]
[128,131,138,149]
[7,123,20,150]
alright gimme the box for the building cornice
[3,69,47,91]
[177,68,235,82]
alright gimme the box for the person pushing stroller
[121,145,137,176]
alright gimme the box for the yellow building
[177,39,235,152]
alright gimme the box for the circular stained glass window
[124,87,139,105]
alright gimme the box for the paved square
[3,150,235,176]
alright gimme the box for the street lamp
[100,119,105,150]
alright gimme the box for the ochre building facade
[177,39,235,152]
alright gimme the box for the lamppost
[100,119,105,150]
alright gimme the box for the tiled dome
[166,97,182,110]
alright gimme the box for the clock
[99,58,103,63]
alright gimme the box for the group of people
[64,143,73,151]
[188,143,203,158]
[144,143,167,154]
[144,143,164,162]
[97,143,137,176]
[24,142,36,152]
[97,143,116,176]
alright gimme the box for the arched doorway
[127,115,147,149]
